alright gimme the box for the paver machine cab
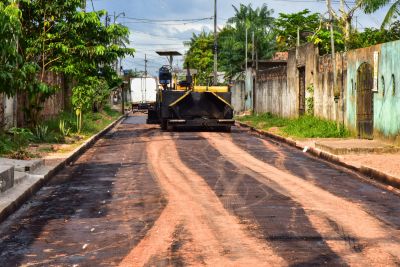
[147,51,234,131]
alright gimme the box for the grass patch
[237,113,350,138]
[237,113,289,130]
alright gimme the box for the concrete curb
[236,121,400,190]
[0,114,127,224]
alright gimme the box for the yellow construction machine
[147,51,234,131]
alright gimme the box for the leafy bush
[59,120,71,137]
[0,134,14,155]
[8,127,33,148]
[34,124,49,142]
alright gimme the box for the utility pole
[145,54,148,77]
[213,0,218,85]
[105,12,109,27]
[111,11,125,114]
[145,54,148,103]
[114,12,118,74]
[327,0,337,92]
[245,27,248,81]
[297,27,300,47]
[327,0,339,127]
[251,31,255,68]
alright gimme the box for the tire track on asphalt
[119,133,285,266]
[0,117,166,267]
[203,131,400,266]
[231,129,400,228]
[176,132,348,266]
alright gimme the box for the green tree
[326,0,374,48]
[16,0,88,126]
[0,1,23,97]
[14,0,134,126]
[218,4,275,78]
[227,4,275,69]
[59,10,134,129]
[274,9,320,51]
[218,26,242,79]
[184,32,214,84]
[273,9,345,54]
[183,4,275,80]
[348,22,400,48]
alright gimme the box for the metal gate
[356,63,374,139]
[298,67,306,115]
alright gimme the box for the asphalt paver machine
[147,51,235,131]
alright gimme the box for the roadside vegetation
[237,113,350,138]
[0,1,133,158]
[0,106,120,159]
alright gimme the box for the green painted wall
[374,41,400,137]
[346,40,400,139]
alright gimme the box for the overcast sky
[90,0,390,75]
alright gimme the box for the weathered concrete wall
[255,66,287,116]
[244,69,254,111]
[231,40,400,143]
[376,41,400,141]
[286,43,318,118]
[234,43,317,118]
[3,96,16,128]
[231,80,246,114]
[346,40,400,142]
[315,53,347,124]
[286,49,298,117]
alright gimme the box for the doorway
[298,67,306,116]
[356,63,374,139]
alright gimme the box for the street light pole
[213,0,218,85]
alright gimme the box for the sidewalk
[237,122,400,190]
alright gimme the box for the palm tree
[364,0,400,28]
[227,4,275,62]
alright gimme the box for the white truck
[130,76,157,110]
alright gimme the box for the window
[381,76,385,97]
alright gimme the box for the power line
[129,42,185,46]
[122,21,209,26]
[124,16,213,22]
[132,31,190,41]
[122,17,212,26]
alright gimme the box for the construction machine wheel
[161,119,168,130]
[222,126,231,133]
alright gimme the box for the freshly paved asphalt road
[0,113,399,266]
